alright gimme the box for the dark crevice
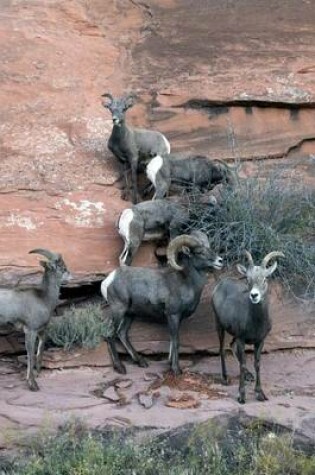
[167,97,315,110]
[285,136,315,158]
[59,280,102,302]
[129,0,153,18]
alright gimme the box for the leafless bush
[186,169,315,301]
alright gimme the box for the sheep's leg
[130,155,139,204]
[254,341,268,401]
[107,337,127,375]
[121,237,141,267]
[24,328,39,391]
[119,241,130,266]
[218,326,228,385]
[119,162,132,201]
[167,314,181,376]
[36,329,46,374]
[235,339,246,404]
[230,338,254,382]
[118,316,148,368]
[153,174,170,200]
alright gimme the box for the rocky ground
[0,0,314,456]
[0,350,314,450]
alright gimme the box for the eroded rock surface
[1,0,314,286]
[0,2,314,385]
[0,350,314,448]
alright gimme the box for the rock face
[0,1,314,353]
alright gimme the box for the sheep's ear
[236,264,247,276]
[101,93,113,109]
[181,246,191,256]
[102,99,112,109]
[264,261,277,277]
[124,94,135,109]
[40,260,55,271]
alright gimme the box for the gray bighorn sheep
[117,199,190,266]
[102,93,171,203]
[146,153,237,199]
[211,250,284,404]
[101,233,223,375]
[0,249,69,391]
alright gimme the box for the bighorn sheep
[146,154,237,199]
[211,250,284,404]
[0,249,69,391]
[101,233,223,375]
[117,199,190,266]
[102,93,171,203]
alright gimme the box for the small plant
[47,303,115,350]
[5,419,315,475]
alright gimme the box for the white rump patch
[146,155,164,186]
[118,209,134,242]
[162,135,171,154]
[101,270,117,301]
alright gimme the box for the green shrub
[185,169,315,300]
[47,303,115,350]
[6,419,315,475]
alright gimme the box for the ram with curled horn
[101,232,223,375]
[0,249,70,391]
[211,249,285,404]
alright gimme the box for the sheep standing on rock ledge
[0,249,69,391]
[146,154,238,199]
[101,233,223,376]
[211,250,284,404]
[117,199,191,266]
[102,93,170,203]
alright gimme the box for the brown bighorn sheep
[146,154,238,199]
[102,93,170,203]
[101,233,223,375]
[0,249,69,391]
[211,250,284,404]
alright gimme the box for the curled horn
[213,158,239,172]
[29,249,58,261]
[167,235,201,271]
[213,159,238,184]
[261,251,285,269]
[244,250,254,268]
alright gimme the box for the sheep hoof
[28,379,39,391]
[237,395,246,404]
[221,377,229,386]
[244,370,255,382]
[256,391,268,402]
[121,190,130,201]
[171,368,182,377]
[36,362,42,374]
[138,357,149,368]
[114,363,127,375]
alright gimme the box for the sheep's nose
[251,292,259,299]
[213,256,223,269]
